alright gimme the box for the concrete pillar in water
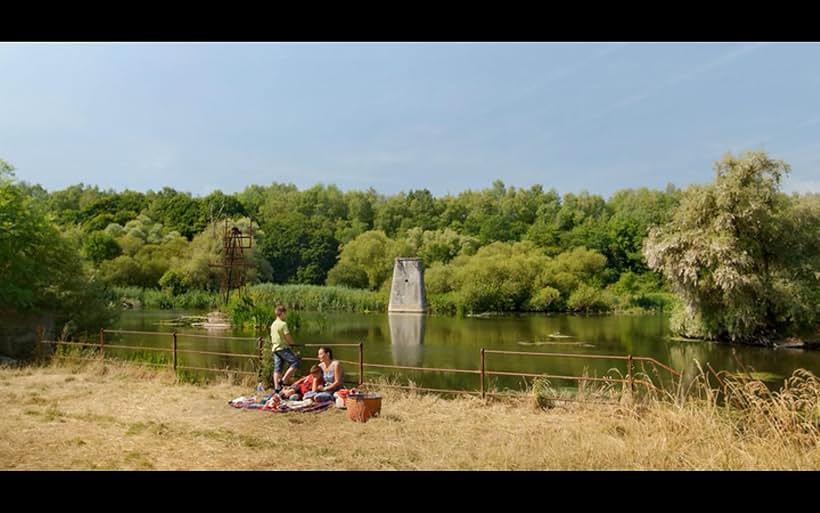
[388,313,425,367]
[388,257,428,313]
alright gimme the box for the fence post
[480,348,485,399]
[627,354,634,395]
[35,325,44,360]
[257,337,265,383]
[172,331,178,371]
[358,342,364,387]
[99,328,105,358]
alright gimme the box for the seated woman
[280,365,324,401]
[306,346,343,403]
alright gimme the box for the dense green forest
[1,152,818,344]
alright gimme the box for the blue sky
[1,42,819,197]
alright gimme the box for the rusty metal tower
[209,220,253,306]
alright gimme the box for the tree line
[1,151,817,344]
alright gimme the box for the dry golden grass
[1,356,819,470]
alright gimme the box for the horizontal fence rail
[39,327,684,403]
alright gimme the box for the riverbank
[113,283,672,317]
[1,359,819,469]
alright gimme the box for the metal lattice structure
[209,220,253,305]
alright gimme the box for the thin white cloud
[464,45,632,150]
[534,44,767,145]
[470,45,629,123]
[576,44,767,127]
[508,45,626,98]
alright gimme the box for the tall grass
[112,282,675,318]
[114,284,385,314]
[113,286,218,310]
[505,364,820,447]
[687,365,820,444]
[245,283,386,313]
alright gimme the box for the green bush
[567,283,614,313]
[325,261,369,289]
[526,286,562,312]
[83,231,122,264]
[427,292,459,316]
[227,294,274,331]
[159,270,187,296]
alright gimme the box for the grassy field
[1,358,819,470]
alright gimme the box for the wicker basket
[346,393,382,422]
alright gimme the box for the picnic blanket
[228,394,333,414]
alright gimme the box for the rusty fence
[42,328,682,401]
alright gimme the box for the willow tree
[644,151,819,344]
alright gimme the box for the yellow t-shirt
[270,318,290,352]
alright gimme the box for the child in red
[280,365,324,401]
